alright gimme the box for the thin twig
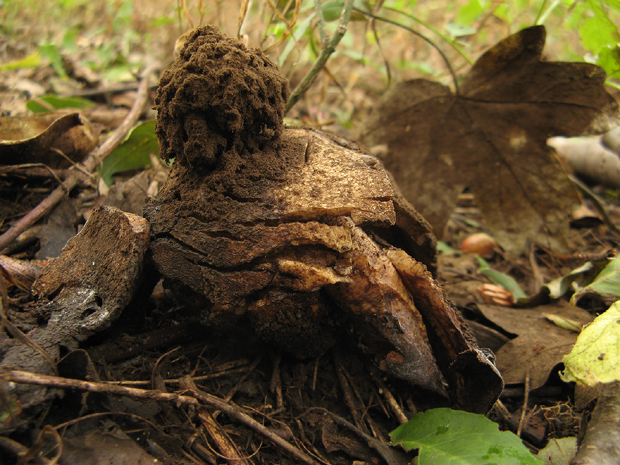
[314,0,329,45]
[0,276,57,375]
[180,376,251,465]
[0,63,159,253]
[334,350,367,433]
[380,6,473,66]
[369,366,408,424]
[528,243,544,292]
[353,8,460,95]
[517,370,530,437]
[302,407,410,465]
[285,0,353,113]
[2,370,321,465]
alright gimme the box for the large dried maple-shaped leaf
[362,26,618,254]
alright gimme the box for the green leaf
[27,95,95,113]
[62,29,78,53]
[456,0,487,27]
[321,0,366,21]
[437,241,456,254]
[38,43,66,78]
[390,408,543,465]
[571,257,620,305]
[578,10,619,54]
[476,257,526,300]
[100,121,157,186]
[445,23,477,38]
[597,45,620,79]
[0,398,21,426]
[561,300,620,385]
[0,51,42,70]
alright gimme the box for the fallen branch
[1,370,321,465]
[0,62,159,252]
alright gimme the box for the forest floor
[2,2,620,464]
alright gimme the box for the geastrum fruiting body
[143,26,503,413]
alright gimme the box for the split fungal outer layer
[145,25,503,412]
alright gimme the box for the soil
[154,25,289,168]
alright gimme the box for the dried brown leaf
[477,300,593,390]
[0,112,96,168]
[362,26,618,254]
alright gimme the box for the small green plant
[26,95,95,113]
[390,408,543,464]
[100,121,158,186]
[570,256,620,305]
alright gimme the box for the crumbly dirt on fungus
[154,24,289,168]
[144,26,503,412]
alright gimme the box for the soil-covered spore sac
[144,26,503,412]
[154,25,290,168]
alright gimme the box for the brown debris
[154,24,290,167]
[0,206,150,406]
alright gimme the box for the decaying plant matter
[143,25,503,413]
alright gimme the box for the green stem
[382,6,473,66]
[605,80,620,92]
[314,0,329,45]
[355,8,460,96]
[536,0,562,25]
[285,0,353,114]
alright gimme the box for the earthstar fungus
[144,25,503,413]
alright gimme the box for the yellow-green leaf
[561,301,620,385]
[543,313,582,333]
[0,51,42,71]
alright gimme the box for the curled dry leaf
[0,112,97,167]
[144,26,503,413]
[477,300,594,390]
[362,26,618,255]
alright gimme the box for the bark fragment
[0,206,149,406]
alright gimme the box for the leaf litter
[0,19,619,465]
